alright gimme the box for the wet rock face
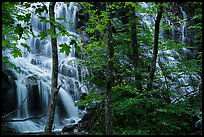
[2,69,18,118]
[62,123,78,133]
[163,3,200,47]
[56,96,68,121]
[75,6,89,30]
[25,76,42,116]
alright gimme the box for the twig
[3,115,47,122]
[54,83,64,97]
[2,94,28,119]
[172,90,197,103]
[57,83,63,92]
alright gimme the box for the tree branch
[3,115,47,123]
[172,90,197,103]
[54,83,64,97]
[2,93,28,119]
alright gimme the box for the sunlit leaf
[66,21,73,25]
[59,43,71,55]
[78,42,84,47]
[51,33,59,38]
[56,17,66,21]
[11,48,22,58]
[10,35,19,41]
[38,32,47,40]
[46,29,53,35]
[2,40,9,47]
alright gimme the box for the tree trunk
[44,2,58,134]
[105,2,114,135]
[147,3,163,91]
[129,5,142,91]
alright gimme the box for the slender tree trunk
[44,2,58,134]
[147,3,163,91]
[129,5,142,91]
[105,2,114,135]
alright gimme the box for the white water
[4,2,89,133]
[180,6,187,44]
[138,3,201,103]
[3,2,201,133]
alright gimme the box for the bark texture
[105,2,114,135]
[129,5,142,91]
[147,3,163,91]
[44,2,58,134]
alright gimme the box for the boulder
[2,69,18,118]
[25,75,42,116]
[77,104,99,130]
[195,119,202,129]
[80,92,87,100]
[62,123,78,133]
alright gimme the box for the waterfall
[4,2,88,133]
[180,6,187,44]
[138,3,201,103]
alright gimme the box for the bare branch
[3,115,47,123]
[172,90,197,103]
[2,94,28,119]
[54,83,64,97]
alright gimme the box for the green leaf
[51,33,59,39]
[10,35,19,41]
[46,29,53,35]
[61,30,71,37]
[25,13,31,22]
[14,24,24,38]
[21,43,30,52]
[59,43,71,55]
[78,42,84,47]
[40,17,49,23]
[70,39,76,46]
[56,17,66,21]
[35,5,48,14]
[38,32,47,40]
[35,7,43,15]
[17,15,24,21]
[16,13,31,23]
[32,5,36,8]
[24,3,31,8]
[2,56,21,72]
[66,21,74,25]
[11,48,22,58]
[42,5,48,13]
[76,45,81,55]
[2,40,9,47]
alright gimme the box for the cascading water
[157,6,201,102]
[138,3,201,103]
[3,2,89,133]
[180,6,187,44]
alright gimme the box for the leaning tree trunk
[147,3,163,91]
[129,4,142,91]
[105,2,114,135]
[44,2,58,134]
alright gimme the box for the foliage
[2,2,78,72]
[78,2,202,135]
[2,1,202,135]
[112,88,200,135]
[76,91,104,107]
[2,56,21,72]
